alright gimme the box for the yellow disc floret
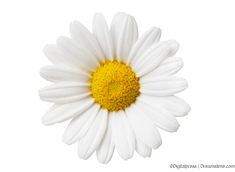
[90,60,140,112]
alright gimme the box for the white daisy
[39,12,190,164]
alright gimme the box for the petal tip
[114,12,127,17]
[153,139,162,149]
[174,123,180,132]
[62,134,73,145]
[41,116,53,126]
[93,12,103,18]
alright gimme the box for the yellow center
[90,60,140,112]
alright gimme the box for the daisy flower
[39,12,190,164]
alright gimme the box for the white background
[0,0,234,171]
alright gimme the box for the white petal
[96,114,114,164]
[39,82,90,104]
[165,40,180,57]
[136,139,152,157]
[141,76,188,96]
[70,21,104,62]
[93,13,114,61]
[43,44,76,68]
[133,40,179,77]
[77,109,108,159]
[62,104,100,145]
[110,12,126,52]
[141,57,183,82]
[127,27,161,65]
[159,96,191,117]
[40,65,90,83]
[125,104,162,149]
[111,13,138,61]
[141,95,190,117]
[42,98,94,125]
[57,36,99,72]
[137,95,180,132]
[112,110,135,160]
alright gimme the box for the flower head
[39,12,190,164]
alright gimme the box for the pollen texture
[90,60,140,112]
